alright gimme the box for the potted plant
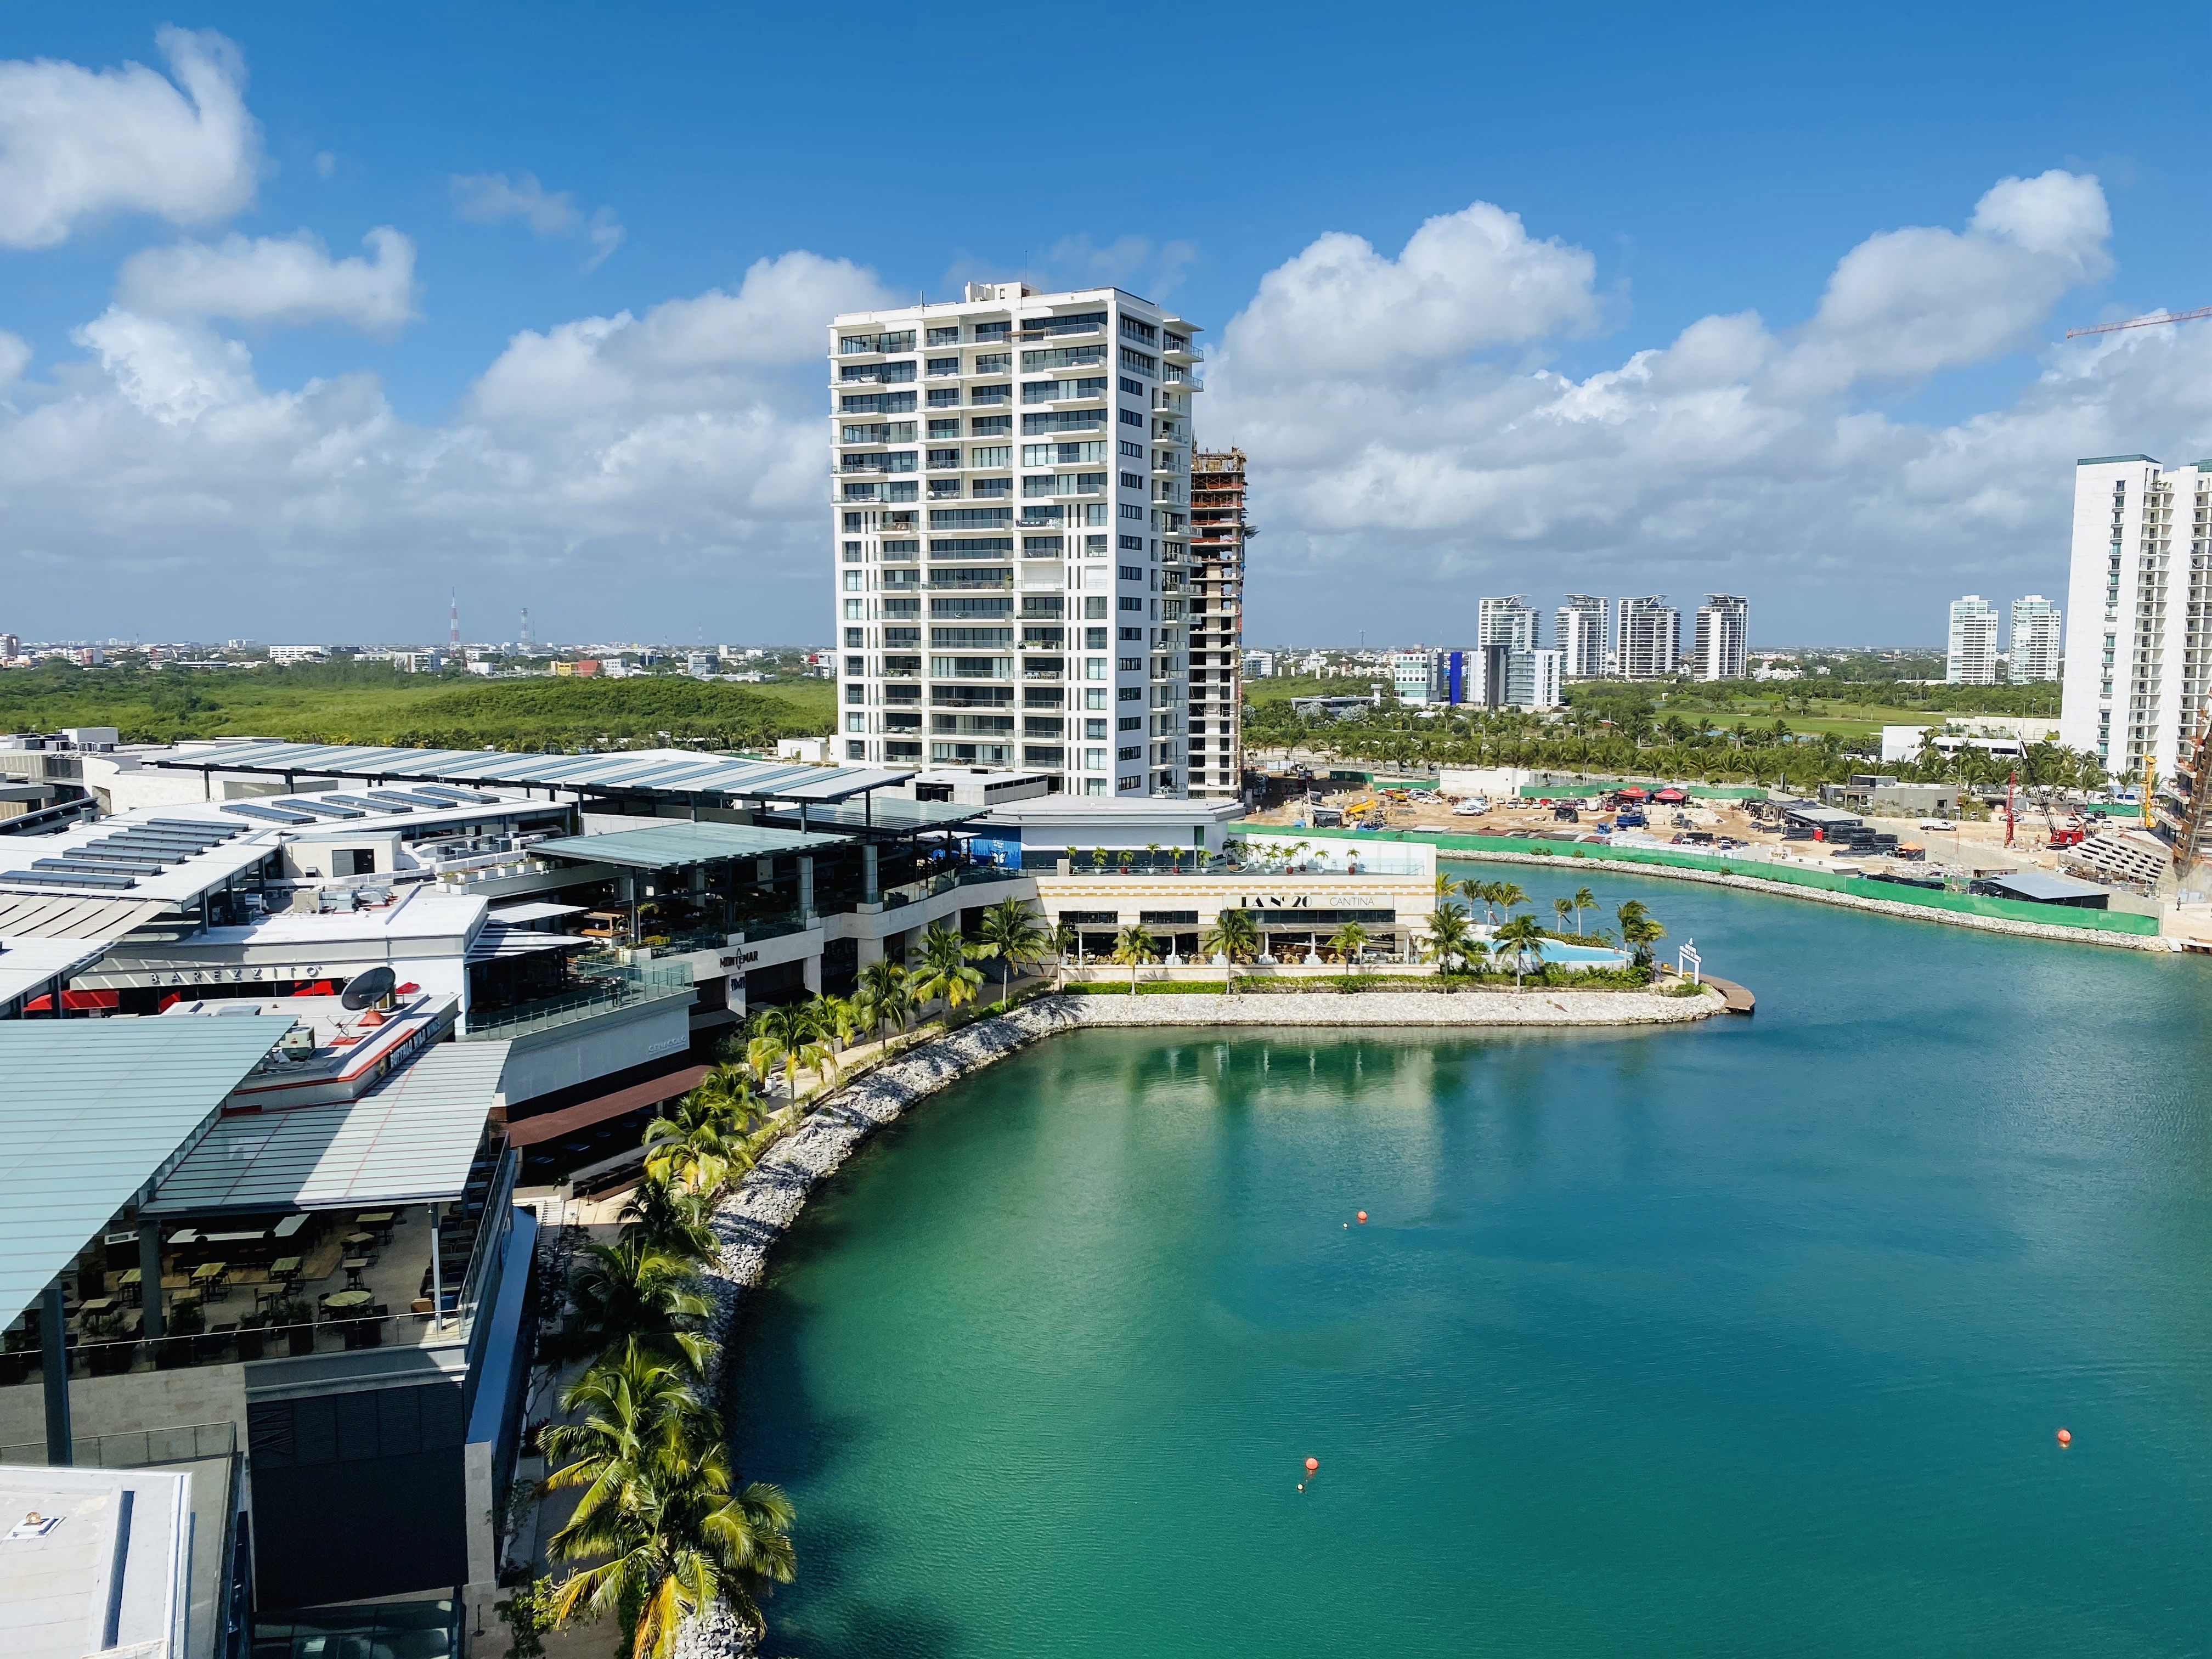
[157,1299,205,1369]
[267,1297,317,1357]
[233,1313,268,1362]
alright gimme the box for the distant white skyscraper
[1616,596,1681,680]
[1946,596,1999,685]
[1555,595,1610,680]
[1477,595,1542,652]
[2059,455,2212,793]
[2008,595,2062,683]
[1691,594,1748,682]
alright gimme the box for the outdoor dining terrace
[0,1131,517,1390]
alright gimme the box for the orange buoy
[1304,1457,1318,1473]
[1356,1211,1368,1223]
[2056,1428,2072,1446]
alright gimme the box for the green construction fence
[1267,825,2160,939]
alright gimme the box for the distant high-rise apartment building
[831,283,1203,798]
[1189,448,1250,800]
[1692,594,1749,682]
[2008,594,2062,683]
[1616,596,1682,680]
[1946,596,1999,685]
[1477,595,1542,652]
[2059,456,2212,798]
[1555,595,1610,680]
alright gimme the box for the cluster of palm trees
[520,898,1073,1656]
[535,1064,797,1658]
[1421,876,1666,987]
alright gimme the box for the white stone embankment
[1435,848,2177,951]
[1065,986,1722,1025]
[676,983,1718,1654]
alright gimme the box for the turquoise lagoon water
[730,870,2212,1657]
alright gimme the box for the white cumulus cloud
[116,227,420,333]
[452,170,625,272]
[0,28,259,250]
[2,180,2208,648]
[1201,171,2193,640]
[1222,201,1601,390]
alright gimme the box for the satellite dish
[341,966,397,1011]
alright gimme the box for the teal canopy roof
[0,1018,284,1327]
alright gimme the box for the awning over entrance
[504,1063,708,1149]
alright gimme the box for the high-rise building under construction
[1189,448,1250,799]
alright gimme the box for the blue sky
[1,2,2209,647]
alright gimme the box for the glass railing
[0,1419,236,1469]
[0,1308,468,1385]
[740,914,811,941]
[461,961,693,1039]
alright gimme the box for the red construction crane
[2066,304,2212,339]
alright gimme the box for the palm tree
[556,1237,716,1372]
[1492,914,1547,989]
[1570,885,1597,937]
[1048,918,1081,990]
[619,1173,723,1261]
[815,993,864,1054]
[1108,923,1158,992]
[972,896,1049,1005]
[1553,896,1576,934]
[910,920,985,1016]
[685,1062,763,1133]
[1458,876,1494,925]
[1327,919,1370,972]
[641,1103,749,1203]
[1491,880,1529,916]
[746,1003,834,1107]
[855,958,912,1041]
[1616,899,1666,970]
[545,1345,795,1656]
[1200,906,1260,994]
[1423,902,1475,975]
[1145,840,1163,870]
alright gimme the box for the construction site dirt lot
[1239,792,2089,876]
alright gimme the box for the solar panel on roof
[0,867,137,889]
[145,818,239,838]
[275,798,366,820]
[410,784,502,804]
[220,802,316,825]
[33,855,163,874]
[319,794,404,813]
[363,790,447,808]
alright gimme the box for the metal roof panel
[0,1019,284,1325]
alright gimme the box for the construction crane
[2178,704,2212,883]
[2066,304,2212,339]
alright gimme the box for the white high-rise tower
[1617,596,1681,680]
[1946,596,1999,685]
[2060,455,2212,785]
[1692,594,1748,682]
[831,283,1202,798]
[2008,595,2062,683]
[1554,595,1610,680]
